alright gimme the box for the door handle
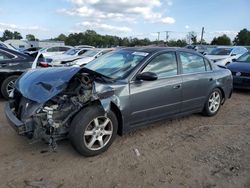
[173,84,181,89]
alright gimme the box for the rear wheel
[69,106,118,157]
[203,88,222,116]
[1,75,19,99]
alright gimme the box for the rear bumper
[5,101,26,134]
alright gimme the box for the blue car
[227,52,250,89]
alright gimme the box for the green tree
[211,34,231,45]
[26,34,36,41]
[13,31,22,39]
[55,33,67,42]
[2,30,13,41]
[167,39,187,47]
[233,28,250,45]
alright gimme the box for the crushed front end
[5,68,100,147]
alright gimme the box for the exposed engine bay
[12,72,105,149]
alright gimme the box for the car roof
[120,47,179,53]
[45,45,73,49]
[119,47,200,55]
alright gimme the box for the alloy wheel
[208,91,221,113]
[83,116,113,151]
[6,80,16,97]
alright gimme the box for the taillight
[39,62,49,67]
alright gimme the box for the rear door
[129,51,182,125]
[178,51,214,112]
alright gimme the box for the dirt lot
[0,90,250,188]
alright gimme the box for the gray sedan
[5,47,233,156]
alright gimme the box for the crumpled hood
[16,67,81,103]
[227,62,250,73]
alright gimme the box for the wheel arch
[214,86,226,104]
[110,102,123,136]
[89,99,124,136]
[0,72,23,85]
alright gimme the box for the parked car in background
[205,46,248,66]
[0,41,18,51]
[68,48,114,66]
[40,46,73,58]
[75,45,95,49]
[184,45,217,55]
[227,51,250,89]
[50,48,92,66]
[0,47,49,99]
[5,47,233,156]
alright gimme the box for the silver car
[5,47,233,156]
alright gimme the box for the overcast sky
[0,0,249,41]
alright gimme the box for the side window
[240,48,247,54]
[59,47,70,52]
[0,51,15,61]
[142,52,178,78]
[47,47,59,52]
[204,59,212,71]
[232,48,240,55]
[78,50,87,56]
[180,52,206,74]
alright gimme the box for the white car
[205,46,248,66]
[75,45,95,49]
[40,46,73,58]
[50,48,91,65]
[66,48,113,66]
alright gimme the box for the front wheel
[1,75,19,99]
[203,88,222,116]
[69,106,118,157]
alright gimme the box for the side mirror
[136,72,158,81]
[232,58,236,62]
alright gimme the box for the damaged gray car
[5,47,233,156]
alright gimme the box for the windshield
[83,49,101,57]
[64,48,80,55]
[236,52,250,62]
[208,48,233,55]
[85,50,148,79]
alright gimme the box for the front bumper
[233,76,250,89]
[5,101,26,134]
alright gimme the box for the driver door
[129,51,182,126]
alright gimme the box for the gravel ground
[0,90,250,188]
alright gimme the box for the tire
[1,75,19,99]
[69,105,118,157]
[203,88,222,116]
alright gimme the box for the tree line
[1,28,250,47]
